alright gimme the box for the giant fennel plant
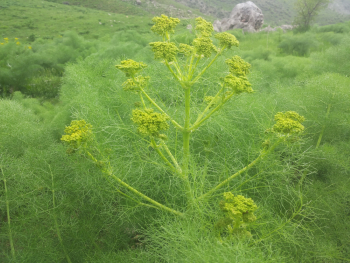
[61,16,305,224]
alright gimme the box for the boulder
[213,1,264,33]
[136,0,141,5]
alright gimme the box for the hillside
[44,0,350,26]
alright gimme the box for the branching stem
[197,139,282,201]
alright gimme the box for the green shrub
[278,33,319,56]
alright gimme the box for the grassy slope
[0,0,153,40]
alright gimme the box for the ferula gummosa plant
[61,15,305,218]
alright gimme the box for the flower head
[16,42,20,45]
[4,38,8,42]
[225,56,251,77]
[131,108,169,137]
[149,41,178,62]
[116,59,147,77]
[271,111,305,135]
[61,120,93,150]
[178,43,194,57]
[151,15,180,39]
[15,38,18,40]
[122,76,149,92]
[215,32,239,49]
[195,17,214,37]
[223,75,253,94]
[220,192,258,222]
[193,37,217,57]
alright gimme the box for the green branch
[86,151,184,217]
[192,47,226,84]
[161,142,182,175]
[150,138,177,173]
[196,139,282,201]
[192,86,225,128]
[140,88,184,131]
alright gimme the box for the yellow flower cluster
[61,120,93,149]
[220,192,258,221]
[149,41,178,61]
[215,32,239,49]
[193,37,217,58]
[151,14,180,38]
[223,56,252,94]
[122,76,149,92]
[223,75,253,94]
[272,111,305,134]
[178,43,194,57]
[226,56,251,77]
[131,108,169,137]
[216,192,258,238]
[116,59,147,78]
[195,17,214,37]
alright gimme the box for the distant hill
[44,0,350,26]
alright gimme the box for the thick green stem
[1,167,16,260]
[182,87,194,205]
[50,167,72,263]
[140,89,183,131]
[197,140,282,201]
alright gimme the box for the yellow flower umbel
[131,108,169,138]
[122,76,149,92]
[215,32,239,49]
[116,59,147,78]
[271,111,305,135]
[178,43,194,57]
[192,17,217,58]
[195,17,214,37]
[216,192,258,238]
[151,14,180,40]
[61,120,93,152]
[4,37,9,42]
[223,56,253,94]
[149,41,178,62]
[226,56,251,77]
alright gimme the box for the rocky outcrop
[213,1,263,33]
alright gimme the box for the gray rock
[213,1,264,33]
[136,0,141,5]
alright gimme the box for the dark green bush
[278,33,319,56]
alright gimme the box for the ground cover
[0,2,350,262]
